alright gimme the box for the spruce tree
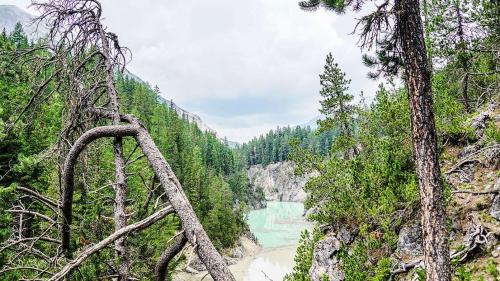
[9,22,28,48]
[317,52,356,157]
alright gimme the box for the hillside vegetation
[0,24,249,279]
[283,0,499,280]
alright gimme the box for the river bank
[175,244,298,281]
[175,201,311,281]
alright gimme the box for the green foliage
[317,53,357,157]
[486,259,499,279]
[456,266,473,281]
[0,24,248,277]
[284,229,322,281]
[203,175,241,249]
[237,125,336,166]
[483,120,500,144]
[288,82,418,279]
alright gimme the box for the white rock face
[247,161,315,202]
[310,233,344,281]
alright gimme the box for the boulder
[396,224,423,259]
[309,234,344,281]
[490,194,500,221]
[336,226,357,245]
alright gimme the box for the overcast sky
[7,0,379,143]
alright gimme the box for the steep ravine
[247,161,316,203]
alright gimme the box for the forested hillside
[0,0,498,280]
[237,126,335,166]
[0,23,248,280]
[284,0,500,280]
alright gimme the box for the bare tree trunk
[455,0,471,113]
[395,0,451,280]
[51,206,174,281]
[61,118,235,281]
[132,119,235,281]
[61,125,139,257]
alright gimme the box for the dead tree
[1,0,235,280]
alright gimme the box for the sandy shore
[174,243,298,281]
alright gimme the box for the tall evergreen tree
[317,52,357,157]
[298,0,451,279]
[9,22,28,48]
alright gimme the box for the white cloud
[3,0,380,143]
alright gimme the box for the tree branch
[50,206,174,281]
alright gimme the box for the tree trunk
[155,233,187,281]
[455,0,471,113]
[395,0,451,280]
[98,22,130,280]
[61,119,236,281]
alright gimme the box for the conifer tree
[298,0,451,279]
[9,22,28,48]
[317,52,357,157]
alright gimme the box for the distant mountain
[0,4,224,141]
[298,115,321,130]
[156,96,219,138]
[0,5,47,39]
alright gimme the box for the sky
[6,0,379,143]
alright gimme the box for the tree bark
[61,125,139,257]
[96,19,131,280]
[455,0,471,113]
[132,119,236,281]
[395,0,451,280]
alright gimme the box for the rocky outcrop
[396,224,423,260]
[247,161,316,202]
[310,233,344,281]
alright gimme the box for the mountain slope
[0,5,46,39]
[0,4,220,138]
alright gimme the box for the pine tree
[9,22,28,48]
[298,0,451,279]
[317,52,357,157]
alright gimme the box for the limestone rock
[309,234,345,281]
[247,161,317,202]
[337,226,357,245]
[396,224,423,259]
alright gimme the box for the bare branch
[50,206,174,281]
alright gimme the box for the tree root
[390,224,491,278]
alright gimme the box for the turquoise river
[178,201,311,280]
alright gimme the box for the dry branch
[95,110,236,280]
[50,206,174,281]
[60,124,140,255]
[155,233,188,281]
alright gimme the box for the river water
[176,201,311,281]
[242,201,312,280]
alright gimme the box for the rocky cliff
[247,161,316,203]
